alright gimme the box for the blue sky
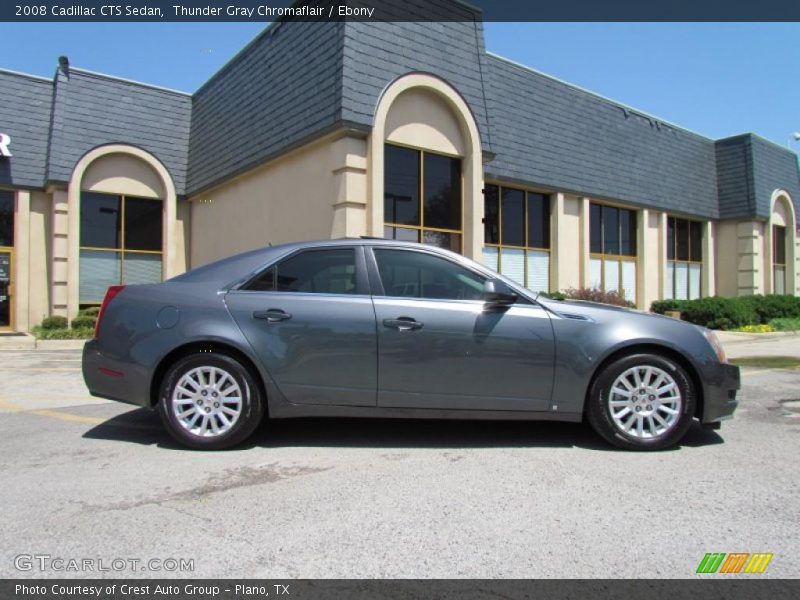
[0,21,797,149]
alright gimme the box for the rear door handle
[383,317,423,331]
[253,309,292,323]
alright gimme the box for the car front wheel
[158,353,264,450]
[586,353,696,451]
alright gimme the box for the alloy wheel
[171,366,243,437]
[607,365,683,439]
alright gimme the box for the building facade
[1,4,799,332]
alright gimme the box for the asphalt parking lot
[0,339,799,579]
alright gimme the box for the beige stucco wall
[550,193,581,292]
[736,221,765,295]
[638,208,662,311]
[28,191,52,327]
[715,221,738,297]
[385,88,465,156]
[189,132,368,268]
[81,153,165,199]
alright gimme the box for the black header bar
[3,0,800,22]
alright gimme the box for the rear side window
[374,248,485,301]
[245,249,357,294]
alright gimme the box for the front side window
[666,217,703,300]
[79,192,163,304]
[773,225,787,295]
[589,203,637,303]
[384,144,462,253]
[481,184,551,292]
[0,190,14,247]
[245,249,357,295]
[374,248,485,301]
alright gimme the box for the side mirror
[483,279,517,308]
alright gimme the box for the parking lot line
[0,398,104,425]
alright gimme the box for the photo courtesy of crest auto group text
[0,0,799,598]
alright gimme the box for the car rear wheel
[158,353,264,450]
[586,353,695,451]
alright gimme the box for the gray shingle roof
[483,54,721,219]
[0,70,53,189]
[340,17,493,154]
[47,67,191,193]
[187,20,345,194]
[715,134,800,221]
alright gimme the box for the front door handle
[383,317,424,331]
[253,309,292,323]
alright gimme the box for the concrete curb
[716,331,800,344]
[0,335,88,351]
[36,339,89,350]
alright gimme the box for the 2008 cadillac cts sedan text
[82,239,740,450]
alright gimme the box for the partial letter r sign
[0,132,11,157]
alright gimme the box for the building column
[550,193,581,293]
[51,190,70,318]
[702,221,716,297]
[637,208,661,311]
[579,197,591,288]
[13,190,30,331]
[658,212,668,300]
[736,221,763,296]
[330,135,368,239]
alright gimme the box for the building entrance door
[0,249,12,331]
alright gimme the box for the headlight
[703,329,727,363]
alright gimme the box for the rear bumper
[701,362,740,424]
[82,340,151,407]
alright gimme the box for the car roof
[168,237,468,285]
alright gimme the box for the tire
[158,353,264,450]
[586,353,696,451]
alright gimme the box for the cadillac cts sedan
[82,239,739,450]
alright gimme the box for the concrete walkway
[716,330,800,359]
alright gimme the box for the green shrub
[539,291,567,301]
[744,295,800,323]
[40,316,68,330]
[678,297,758,330]
[769,317,800,332]
[562,287,635,308]
[650,299,688,314]
[31,326,93,340]
[78,306,101,317]
[71,315,97,329]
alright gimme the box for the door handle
[253,309,292,323]
[383,317,423,331]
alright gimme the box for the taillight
[94,285,125,339]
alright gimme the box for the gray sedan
[82,239,739,450]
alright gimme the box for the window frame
[773,224,787,294]
[589,202,638,302]
[483,182,552,291]
[383,142,464,253]
[79,191,164,305]
[238,246,370,297]
[666,216,704,300]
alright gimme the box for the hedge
[71,315,97,329]
[651,295,800,330]
[40,316,68,330]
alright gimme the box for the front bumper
[82,340,151,407]
[701,362,740,424]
